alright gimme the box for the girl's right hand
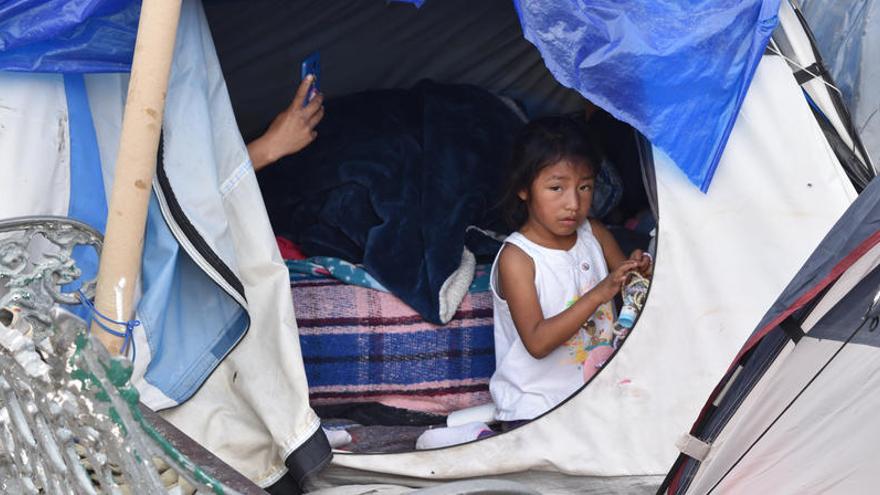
[592,260,639,303]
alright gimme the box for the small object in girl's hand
[616,271,650,330]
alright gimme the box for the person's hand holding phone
[247,75,324,171]
[300,52,320,107]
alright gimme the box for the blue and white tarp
[513,0,781,191]
[1,0,782,191]
[0,0,139,73]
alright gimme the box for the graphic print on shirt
[563,295,586,366]
[584,301,615,381]
[564,293,615,381]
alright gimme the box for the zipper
[149,173,252,406]
[151,176,247,308]
[152,136,247,308]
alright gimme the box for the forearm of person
[247,76,324,173]
[518,290,604,358]
[247,137,278,172]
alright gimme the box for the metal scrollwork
[0,216,102,341]
[0,216,238,494]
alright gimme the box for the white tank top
[489,222,615,421]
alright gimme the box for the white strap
[676,433,711,461]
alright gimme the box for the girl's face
[518,158,595,248]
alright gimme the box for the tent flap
[514,0,781,191]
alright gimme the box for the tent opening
[204,0,657,453]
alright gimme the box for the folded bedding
[291,276,495,415]
[287,258,492,294]
[260,81,523,324]
[286,256,388,291]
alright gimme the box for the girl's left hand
[628,249,652,276]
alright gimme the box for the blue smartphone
[300,52,320,107]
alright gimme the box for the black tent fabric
[203,0,583,142]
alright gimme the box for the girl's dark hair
[500,115,602,229]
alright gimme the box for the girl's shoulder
[496,236,539,274]
[493,241,536,300]
[497,241,532,268]
[502,231,541,258]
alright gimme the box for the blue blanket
[259,81,523,323]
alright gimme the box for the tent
[0,0,871,493]
[659,153,880,495]
[660,2,880,492]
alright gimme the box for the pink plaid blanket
[292,279,495,414]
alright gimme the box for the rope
[765,44,843,97]
[767,42,870,187]
[77,289,139,363]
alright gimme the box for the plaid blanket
[292,278,495,414]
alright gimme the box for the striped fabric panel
[292,278,496,414]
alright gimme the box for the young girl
[489,116,651,423]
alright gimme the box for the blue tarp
[0,0,139,73]
[0,0,780,189]
[513,0,781,191]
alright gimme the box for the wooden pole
[91,0,183,355]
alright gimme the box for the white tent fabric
[320,55,856,481]
[713,342,880,494]
[0,73,71,218]
[0,0,322,486]
[119,1,322,484]
[686,340,880,494]
[681,242,880,494]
